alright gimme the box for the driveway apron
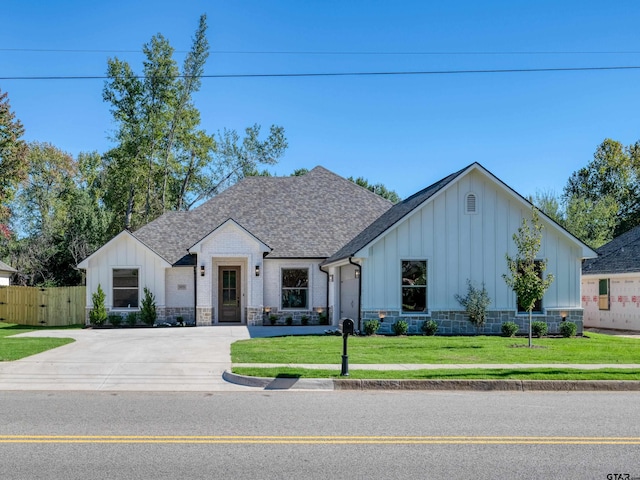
[0,327,255,391]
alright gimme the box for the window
[516,260,543,313]
[402,260,427,313]
[113,268,139,308]
[599,279,610,310]
[282,268,308,309]
[465,193,477,214]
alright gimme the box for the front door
[218,266,241,323]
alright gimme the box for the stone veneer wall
[196,307,213,326]
[259,308,333,327]
[86,307,196,325]
[361,309,583,335]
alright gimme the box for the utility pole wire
[1,65,640,81]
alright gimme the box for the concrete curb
[224,372,640,391]
[223,371,334,390]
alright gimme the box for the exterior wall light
[378,311,386,322]
[561,311,567,321]
[264,307,271,315]
[255,265,260,277]
[200,265,205,277]
[329,274,334,282]
[355,269,360,279]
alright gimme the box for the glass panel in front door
[222,270,237,306]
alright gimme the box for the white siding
[0,273,10,286]
[83,233,168,309]
[360,169,583,313]
[166,267,194,308]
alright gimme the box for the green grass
[231,333,640,364]
[232,367,640,381]
[0,322,79,361]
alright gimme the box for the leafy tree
[503,207,554,348]
[348,176,400,203]
[564,138,640,236]
[0,89,28,237]
[563,195,618,249]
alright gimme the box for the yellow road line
[1,435,639,445]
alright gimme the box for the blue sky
[2,0,639,199]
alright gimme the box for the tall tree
[503,207,554,348]
[564,138,640,236]
[0,89,28,238]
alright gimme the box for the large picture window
[282,268,308,309]
[402,260,427,313]
[113,268,139,308]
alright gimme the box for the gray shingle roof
[0,260,16,273]
[323,164,469,265]
[582,225,640,275]
[132,166,393,265]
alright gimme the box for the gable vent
[465,193,477,214]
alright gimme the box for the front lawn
[0,322,78,361]
[231,332,640,365]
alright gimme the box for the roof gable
[77,230,172,269]
[324,162,596,265]
[188,218,271,254]
[0,260,16,273]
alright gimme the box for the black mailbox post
[340,318,354,376]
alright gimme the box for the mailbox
[340,318,354,335]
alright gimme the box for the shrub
[392,319,409,336]
[108,314,122,327]
[269,314,278,325]
[140,287,157,326]
[421,319,438,336]
[531,321,548,338]
[319,313,329,325]
[285,316,293,326]
[455,279,492,329]
[363,319,380,336]
[301,315,309,326]
[126,311,138,327]
[559,321,578,338]
[89,284,107,326]
[501,321,519,337]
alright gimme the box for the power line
[2,48,640,56]
[1,65,639,81]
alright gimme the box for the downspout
[348,257,362,333]
[193,255,198,327]
[318,263,330,324]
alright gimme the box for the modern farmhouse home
[79,163,596,334]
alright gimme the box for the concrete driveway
[0,326,326,392]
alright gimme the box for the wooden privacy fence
[0,286,86,326]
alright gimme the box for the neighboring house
[0,260,16,286]
[582,225,640,332]
[322,163,596,335]
[79,163,596,334]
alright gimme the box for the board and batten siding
[360,169,582,313]
[83,233,168,309]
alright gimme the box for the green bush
[269,314,278,325]
[531,321,548,338]
[363,319,380,336]
[319,313,329,325]
[421,319,438,336]
[301,315,309,326]
[140,287,157,326]
[285,316,293,326]
[559,321,578,338]
[108,314,122,327]
[392,319,409,336]
[501,321,519,337]
[89,284,107,326]
[455,280,492,328]
[126,311,138,327]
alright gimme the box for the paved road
[0,390,638,480]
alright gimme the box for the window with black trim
[599,279,610,310]
[402,260,427,313]
[113,268,139,308]
[282,268,308,309]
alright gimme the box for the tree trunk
[528,309,533,348]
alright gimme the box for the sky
[2,0,640,200]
